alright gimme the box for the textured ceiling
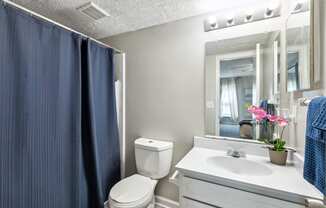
[11,0,274,39]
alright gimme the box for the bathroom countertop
[176,147,323,205]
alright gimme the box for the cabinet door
[181,197,217,208]
[180,176,305,208]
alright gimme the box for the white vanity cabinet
[179,176,305,208]
[175,140,324,207]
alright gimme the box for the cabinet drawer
[181,176,304,208]
[181,197,216,208]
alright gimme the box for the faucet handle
[232,150,241,158]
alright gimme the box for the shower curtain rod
[1,0,123,54]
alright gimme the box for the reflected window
[287,52,300,91]
[219,58,256,139]
[220,78,238,119]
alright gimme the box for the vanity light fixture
[244,13,254,22]
[293,3,303,12]
[204,1,280,32]
[291,0,309,14]
[264,8,274,18]
[226,18,235,26]
[207,16,218,28]
[265,0,280,18]
[226,14,235,26]
[244,10,254,22]
[245,14,253,22]
[293,0,305,13]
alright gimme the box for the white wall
[102,14,283,201]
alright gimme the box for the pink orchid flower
[267,114,279,122]
[248,105,260,113]
[248,105,267,121]
[277,117,288,127]
[254,111,267,121]
[248,105,265,114]
[266,115,289,127]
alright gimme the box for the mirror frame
[205,135,265,144]
[310,0,321,89]
[273,32,281,96]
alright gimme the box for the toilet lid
[110,174,153,204]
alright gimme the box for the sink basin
[207,156,273,176]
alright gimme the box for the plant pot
[268,149,288,166]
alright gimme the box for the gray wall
[103,0,326,201]
[104,16,206,200]
[103,12,283,201]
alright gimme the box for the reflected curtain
[0,3,120,208]
[220,78,239,121]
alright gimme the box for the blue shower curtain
[0,3,120,208]
[81,40,121,208]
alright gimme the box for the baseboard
[155,195,179,208]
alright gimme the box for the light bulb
[207,16,216,25]
[265,8,274,18]
[226,13,235,26]
[244,9,254,22]
[293,0,306,12]
[207,16,217,28]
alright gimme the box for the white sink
[207,156,273,176]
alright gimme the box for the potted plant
[248,105,289,165]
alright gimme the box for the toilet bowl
[109,174,157,208]
[109,138,173,208]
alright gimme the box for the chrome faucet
[231,150,241,158]
[227,149,246,158]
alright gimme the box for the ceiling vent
[77,2,110,20]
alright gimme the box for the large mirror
[286,0,321,92]
[205,31,280,141]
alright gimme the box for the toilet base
[106,195,155,208]
[147,196,155,208]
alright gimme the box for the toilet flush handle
[169,170,180,186]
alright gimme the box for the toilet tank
[135,138,173,179]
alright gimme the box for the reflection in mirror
[286,0,311,92]
[287,51,301,91]
[205,31,280,141]
[219,58,256,139]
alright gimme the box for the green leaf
[272,138,286,151]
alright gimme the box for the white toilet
[109,138,173,208]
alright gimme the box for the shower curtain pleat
[81,39,120,208]
[0,3,120,208]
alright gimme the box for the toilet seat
[109,174,157,208]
